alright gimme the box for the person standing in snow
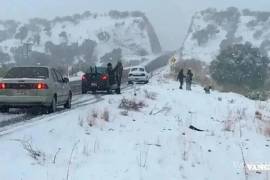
[186,69,193,90]
[113,61,123,94]
[107,63,114,86]
[177,69,185,89]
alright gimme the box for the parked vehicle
[0,66,72,113]
[128,66,149,84]
[81,66,119,94]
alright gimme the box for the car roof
[10,66,51,69]
[130,66,145,69]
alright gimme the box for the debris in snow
[12,138,46,164]
[146,143,161,147]
[120,110,129,116]
[228,99,235,104]
[119,97,146,111]
[150,104,171,115]
[189,125,204,132]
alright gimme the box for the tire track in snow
[0,85,134,136]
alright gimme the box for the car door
[54,70,69,104]
[51,69,64,104]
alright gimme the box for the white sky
[0,0,270,51]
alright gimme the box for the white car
[128,66,149,84]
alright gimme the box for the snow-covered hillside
[181,7,270,63]
[0,68,270,180]
[0,10,161,66]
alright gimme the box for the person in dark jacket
[107,63,114,85]
[177,69,185,89]
[113,61,123,94]
[186,69,193,90]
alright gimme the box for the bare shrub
[82,143,90,157]
[85,109,111,127]
[256,110,270,137]
[255,111,263,120]
[144,89,157,100]
[137,146,150,168]
[78,116,84,127]
[224,120,235,132]
[92,110,98,118]
[264,125,270,137]
[13,139,45,163]
[66,140,80,180]
[86,111,97,127]
[101,109,110,122]
[119,98,146,111]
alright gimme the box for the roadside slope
[0,71,269,180]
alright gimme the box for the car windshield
[89,67,107,74]
[131,68,138,72]
[4,67,49,79]
[131,68,144,72]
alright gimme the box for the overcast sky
[0,0,270,51]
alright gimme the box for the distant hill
[0,10,162,67]
[180,7,270,63]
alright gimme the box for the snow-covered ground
[0,69,270,180]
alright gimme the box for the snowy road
[0,84,134,135]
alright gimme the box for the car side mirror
[63,77,69,83]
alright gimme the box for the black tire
[145,80,149,84]
[128,81,133,85]
[115,88,121,94]
[64,93,72,109]
[0,107,9,113]
[48,97,57,114]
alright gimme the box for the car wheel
[48,97,57,113]
[145,80,149,84]
[107,89,112,94]
[64,93,72,109]
[0,107,9,113]
[128,81,133,85]
[115,88,121,94]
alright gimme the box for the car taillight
[82,75,86,80]
[35,83,48,90]
[101,75,108,81]
[0,83,6,90]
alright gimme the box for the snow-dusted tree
[0,51,10,64]
[210,42,269,89]
[15,26,28,42]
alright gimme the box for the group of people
[177,69,212,94]
[177,69,193,90]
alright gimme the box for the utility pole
[23,42,33,62]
